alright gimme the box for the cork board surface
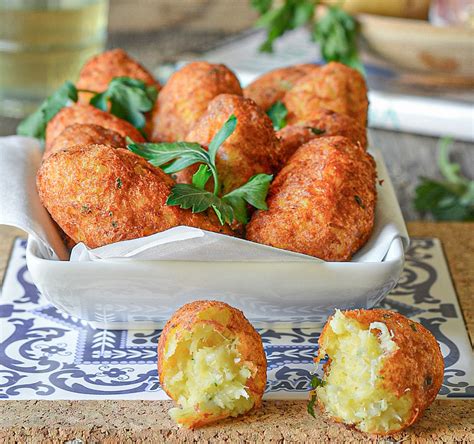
[0,222,472,443]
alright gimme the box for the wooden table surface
[0,222,472,443]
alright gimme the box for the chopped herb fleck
[308,393,317,418]
[425,375,433,386]
[111,221,118,228]
[354,195,365,209]
[382,313,392,319]
[410,323,418,332]
[81,204,91,213]
[108,211,113,217]
[307,374,325,418]
[308,127,325,135]
[116,177,123,189]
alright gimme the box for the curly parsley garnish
[128,115,273,225]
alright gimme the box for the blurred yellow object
[0,0,108,118]
[323,0,431,19]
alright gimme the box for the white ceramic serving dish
[25,149,408,330]
[26,236,404,330]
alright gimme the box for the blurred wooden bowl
[358,13,474,79]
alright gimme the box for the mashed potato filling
[316,310,412,433]
[164,311,254,425]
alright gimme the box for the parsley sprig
[128,115,273,225]
[17,81,78,139]
[414,137,474,221]
[17,77,158,139]
[307,374,325,418]
[252,0,362,72]
[90,77,157,131]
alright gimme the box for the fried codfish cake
[150,62,243,142]
[158,300,267,429]
[243,63,320,111]
[275,109,367,169]
[175,94,280,195]
[283,62,368,127]
[44,123,126,159]
[45,104,145,149]
[76,48,159,103]
[314,309,444,435]
[37,144,231,248]
[246,136,376,261]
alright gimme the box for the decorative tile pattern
[0,238,472,400]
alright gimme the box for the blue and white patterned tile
[0,238,472,400]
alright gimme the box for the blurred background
[0,0,472,220]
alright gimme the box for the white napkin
[0,136,68,260]
[0,136,408,264]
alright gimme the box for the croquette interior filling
[316,310,412,433]
[164,308,254,424]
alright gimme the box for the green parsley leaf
[90,77,157,130]
[128,114,237,195]
[166,184,234,225]
[251,0,272,15]
[17,81,78,139]
[223,174,273,223]
[208,114,237,164]
[128,140,208,170]
[310,374,325,389]
[267,101,288,130]
[307,393,317,418]
[292,0,315,28]
[414,137,474,221]
[252,1,363,71]
[312,6,363,72]
[129,115,273,225]
[307,374,325,418]
[192,164,213,190]
[255,0,315,53]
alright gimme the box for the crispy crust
[157,300,267,429]
[243,64,320,110]
[45,104,145,149]
[283,62,368,127]
[44,123,126,159]
[150,62,243,142]
[246,136,376,261]
[275,109,367,170]
[174,94,280,195]
[76,48,159,103]
[317,309,445,435]
[37,144,231,248]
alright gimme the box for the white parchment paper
[0,136,408,263]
